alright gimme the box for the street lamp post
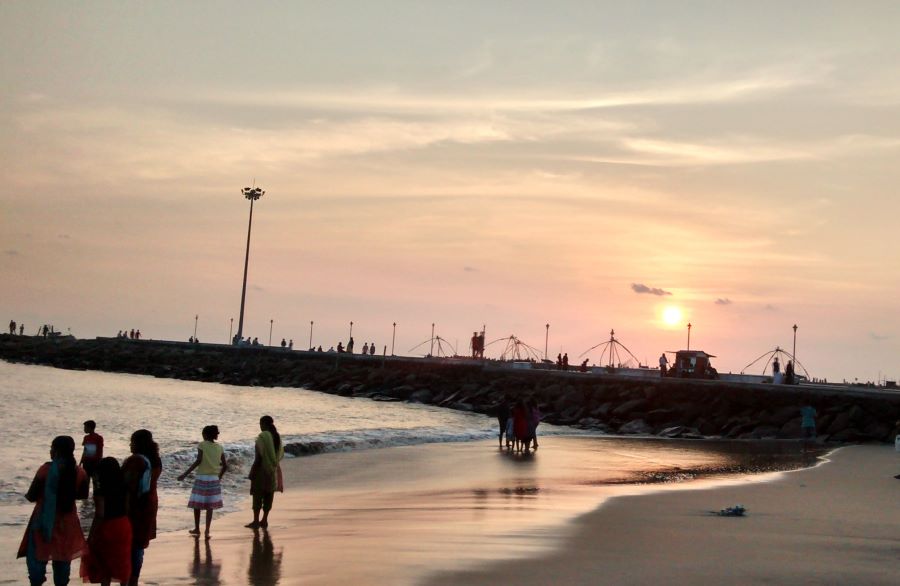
[193,314,198,341]
[228,318,233,344]
[793,324,798,364]
[391,322,397,356]
[236,186,264,344]
[687,322,692,350]
[545,323,550,360]
[269,319,274,346]
[309,321,314,350]
[349,321,353,339]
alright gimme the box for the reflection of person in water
[189,535,222,585]
[248,528,282,586]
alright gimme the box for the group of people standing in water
[497,400,542,453]
[17,415,284,586]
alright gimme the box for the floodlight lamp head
[242,186,264,201]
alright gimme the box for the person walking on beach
[800,401,817,451]
[659,353,669,378]
[495,403,510,448]
[18,435,89,586]
[122,429,162,586]
[247,416,284,529]
[178,425,228,539]
[80,457,132,585]
[80,420,104,494]
[528,400,542,450]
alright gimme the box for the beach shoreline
[132,436,872,586]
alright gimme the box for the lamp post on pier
[686,322,692,350]
[309,321,314,350]
[391,322,397,356]
[792,324,798,364]
[193,314,198,341]
[236,185,264,344]
[228,318,233,344]
[268,319,274,346]
[545,323,550,360]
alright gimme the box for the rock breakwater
[2,335,898,443]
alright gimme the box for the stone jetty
[2,335,898,444]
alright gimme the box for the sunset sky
[2,2,899,382]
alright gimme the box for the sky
[1,1,899,383]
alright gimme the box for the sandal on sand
[245,522,260,529]
[188,529,200,535]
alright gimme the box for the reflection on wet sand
[189,536,222,586]
[249,528,283,586]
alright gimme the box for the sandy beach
[130,438,899,585]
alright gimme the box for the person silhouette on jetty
[178,425,228,539]
[785,360,795,385]
[8,320,15,335]
[18,435,89,586]
[659,353,669,378]
[20,323,24,335]
[246,416,284,530]
[362,342,369,355]
[347,337,355,354]
[562,353,569,370]
[280,338,286,348]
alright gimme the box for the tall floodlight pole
[309,321,314,350]
[269,319,274,346]
[236,186,264,344]
[391,322,397,356]
[228,318,233,344]
[545,323,550,360]
[687,322,692,350]
[193,314,198,340]
[430,323,435,356]
[793,324,798,364]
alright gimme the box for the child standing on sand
[178,426,228,538]
[80,420,104,493]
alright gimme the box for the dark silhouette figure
[19,323,24,335]
[8,320,15,335]
[280,338,286,348]
[562,353,569,370]
[556,353,562,370]
[773,356,781,375]
[336,342,344,353]
[785,360,795,385]
[347,337,354,354]
[369,343,375,356]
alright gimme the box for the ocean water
[0,361,544,531]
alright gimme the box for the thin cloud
[4,249,19,256]
[869,332,891,341]
[463,266,478,272]
[631,283,671,296]
[715,298,732,305]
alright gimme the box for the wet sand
[428,444,899,586]
[135,439,896,586]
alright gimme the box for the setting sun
[662,306,683,326]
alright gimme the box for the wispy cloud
[869,332,891,341]
[631,283,671,296]
[715,298,732,305]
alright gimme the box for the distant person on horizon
[177,425,228,539]
[659,353,669,378]
[19,323,24,335]
[556,353,562,370]
[336,342,343,353]
[246,416,283,529]
[280,338,286,349]
[17,435,89,586]
[773,356,780,375]
[562,353,569,370]
[135,330,141,340]
[347,337,354,354]
[785,360,795,385]
[362,342,369,355]
[289,339,293,350]
[370,343,376,356]
[8,320,15,335]
[79,420,103,494]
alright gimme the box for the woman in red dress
[121,429,162,586]
[17,435,89,586]
[512,401,531,453]
[80,457,132,585]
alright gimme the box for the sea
[0,360,813,585]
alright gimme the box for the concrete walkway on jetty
[1,335,899,444]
